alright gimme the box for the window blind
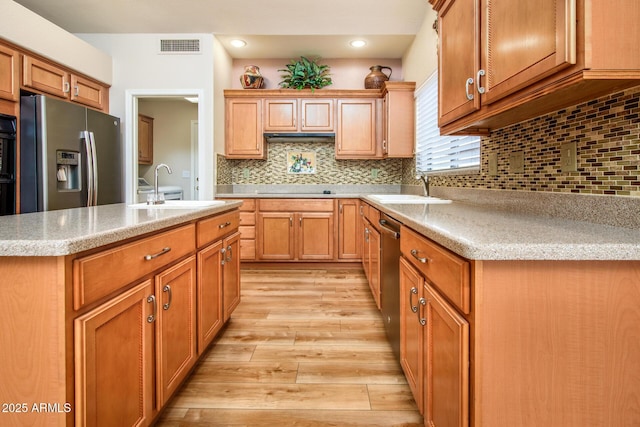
[415,71,480,174]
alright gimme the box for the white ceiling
[13,0,429,59]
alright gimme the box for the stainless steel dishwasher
[378,213,401,362]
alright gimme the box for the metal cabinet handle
[162,285,172,310]
[419,297,427,326]
[63,81,70,93]
[299,217,302,227]
[359,205,364,216]
[410,287,419,313]
[378,219,400,239]
[226,245,232,262]
[465,77,475,100]
[74,85,80,96]
[290,216,293,227]
[145,247,171,261]
[147,295,157,323]
[221,247,226,265]
[364,227,369,243]
[410,249,428,264]
[218,221,231,229]
[477,69,486,94]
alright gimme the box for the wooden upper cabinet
[264,98,334,132]
[481,0,576,105]
[22,54,109,111]
[300,98,334,131]
[22,55,70,99]
[335,99,377,158]
[382,82,415,158]
[70,74,107,110]
[0,44,19,101]
[264,98,298,131]
[225,97,265,159]
[434,0,640,134]
[138,114,154,165]
[437,0,481,127]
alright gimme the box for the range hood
[264,132,335,143]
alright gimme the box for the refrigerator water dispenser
[56,150,80,191]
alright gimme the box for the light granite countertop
[361,196,640,261]
[0,201,242,257]
[1,191,638,260]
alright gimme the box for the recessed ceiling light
[350,40,367,48]
[230,39,247,48]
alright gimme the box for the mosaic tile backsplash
[220,86,640,198]
[424,86,640,196]
[217,141,403,185]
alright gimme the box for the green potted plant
[278,56,332,91]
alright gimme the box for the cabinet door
[155,256,197,407]
[71,74,107,110]
[264,99,298,131]
[383,84,415,158]
[423,282,469,427]
[222,231,241,321]
[298,212,335,260]
[368,225,381,310]
[197,241,224,354]
[74,280,155,427]
[336,99,377,158]
[0,44,19,101]
[22,55,70,99]
[138,114,154,165]
[338,199,361,260]
[301,98,334,131]
[399,257,424,414]
[225,98,265,159]
[437,0,481,126]
[481,0,576,105]
[257,212,295,260]
[363,223,371,282]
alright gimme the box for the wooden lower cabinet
[399,257,424,414]
[362,217,381,309]
[338,199,361,260]
[155,256,198,408]
[399,254,470,427]
[197,240,224,353]
[74,280,155,427]
[256,199,335,261]
[222,231,241,321]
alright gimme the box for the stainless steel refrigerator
[20,95,123,212]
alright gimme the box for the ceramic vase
[240,65,264,89]
[364,65,392,89]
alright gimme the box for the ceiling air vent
[159,38,201,54]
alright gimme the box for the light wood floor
[156,265,422,426]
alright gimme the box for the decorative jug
[240,65,264,89]
[364,65,392,89]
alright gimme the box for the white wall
[76,33,215,201]
[402,7,439,88]
[213,37,233,156]
[1,0,112,84]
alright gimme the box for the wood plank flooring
[156,266,423,426]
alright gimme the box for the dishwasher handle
[379,219,400,239]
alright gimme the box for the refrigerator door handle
[88,131,98,206]
[82,131,94,206]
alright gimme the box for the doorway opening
[124,89,208,203]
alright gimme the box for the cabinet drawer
[259,198,334,212]
[240,212,255,226]
[197,210,240,248]
[240,239,256,260]
[73,224,196,310]
[237,199,255,211]
[364,205,380,230]
[400,226,470,314]
[239,225,255,240]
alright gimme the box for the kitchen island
[0,200,242,427]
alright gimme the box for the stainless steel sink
[127,200,226,209]
[368,194,452,204]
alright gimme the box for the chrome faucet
[417,174,430,197]
[152,163,172,204]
